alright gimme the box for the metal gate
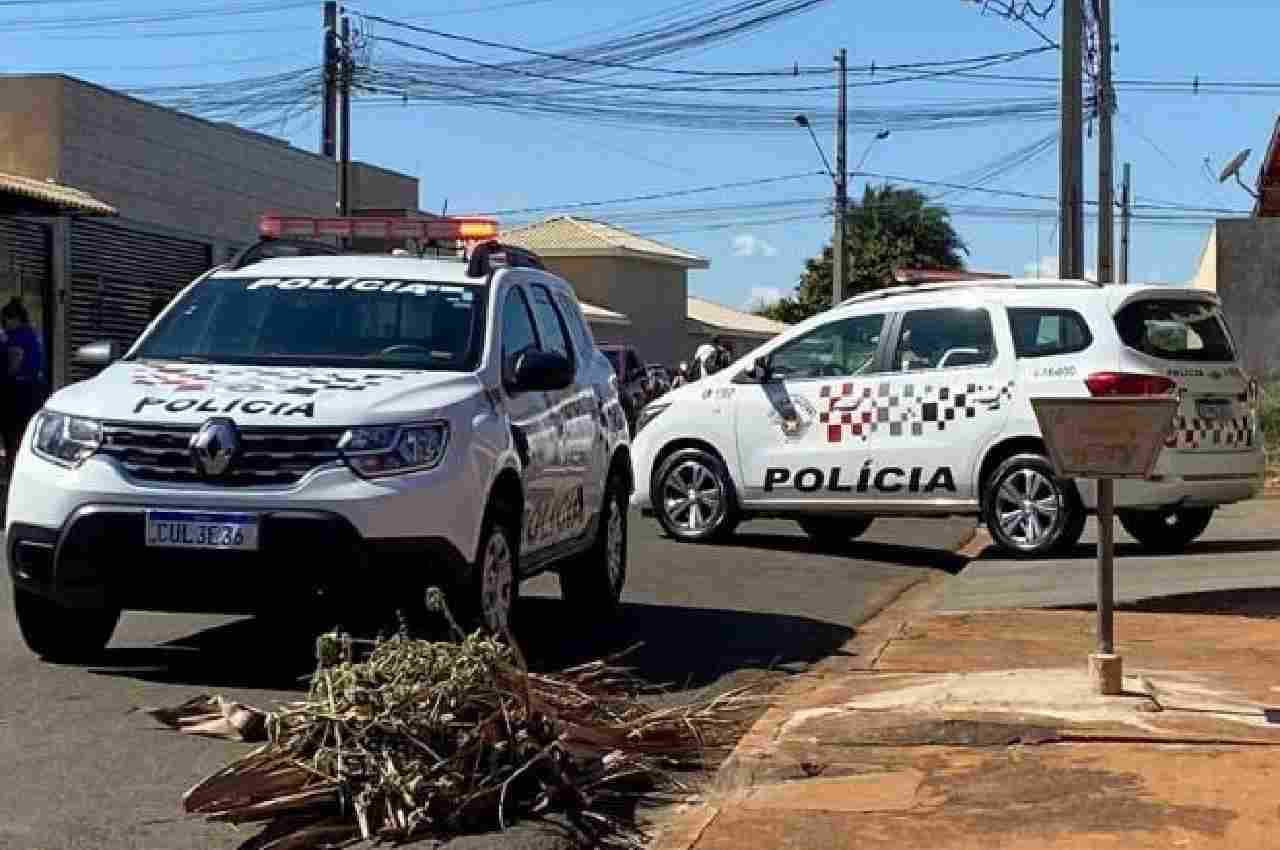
[68,220,211,383]
[0,216,53,379]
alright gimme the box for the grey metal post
[1119,163,1131,284]
[321,1,337,159]
[1096,0,1114,283]
[1059,0,1084,279]
[1096,477,1115,655]
[832,48,848,306]
[338,15,352,224]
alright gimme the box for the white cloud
[743,285,784,310]
[732,233,777,258]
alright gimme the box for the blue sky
[3,0,1275,311]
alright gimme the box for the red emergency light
[258,214,498,242]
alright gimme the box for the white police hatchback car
[631,279,1262,557]
[6,217,632,661]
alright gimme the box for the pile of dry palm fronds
[147,591,762,849]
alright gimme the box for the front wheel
[559,471,628,621]
[14,587,120,662]
[652,448,740,542]
[1118,506,1214,554]
[983,454,1085,557]
[797,516,874,546]
[448,508,520,636]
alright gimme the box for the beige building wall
[1191,226,1218,293]
[1209,218,1280,375]
[0,76,420,250]
[541,255,689,367]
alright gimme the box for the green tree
[755,184,967,323]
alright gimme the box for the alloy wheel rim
[480,530,514,633]
[662,460,723,534]
[994,468,1061,549]
[606,502,625,589]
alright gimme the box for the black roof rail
[228,237,341,270]
[466,240,546,278]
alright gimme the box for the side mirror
[736,355,774,384]
[74,340,120,367]
[510,350,574,392]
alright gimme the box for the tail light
[1085,372,1177,397]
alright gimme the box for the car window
[528,284,573,364]
[769,314,885,380]
[1114,298,1236,362]
[501,288,540,382]
[1008,308,1092,358]
[893,308,996,371]
[553,291,594,358]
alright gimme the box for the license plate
[1196,400,1232,420]
[145,511,260,551]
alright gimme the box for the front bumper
[8,506,469,612]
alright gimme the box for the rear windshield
[1114,299,1236,363]
[132,276,487,370]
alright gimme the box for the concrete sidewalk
[656,598,1280,850]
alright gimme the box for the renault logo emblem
[190,418,239,477]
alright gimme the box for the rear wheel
[1118,506,1214,554]
[797,516,874,546]
[559,470,628,621]
[653,448,740,542]
[983,453,1085,557]
[13,587,120,662]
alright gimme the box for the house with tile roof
[501,216,712,367]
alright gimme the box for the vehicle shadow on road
[517,597,856,691]
[82,597,856,695]
[971,538,1280,562]
[1053,586,1280,618]
[714,533,970,575]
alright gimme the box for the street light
[855,129,891,173]
[793,114,835,178]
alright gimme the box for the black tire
[652,448,740,543]
[448,506,520,636]
[797,516,874,546]
[983,453,1085,558]
[1118,506,1214,554]
[559,471,628,622]
[13,587,120,662]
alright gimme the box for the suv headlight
[635,403,669,434]
[32,411,102,467]
[338,421,449,478]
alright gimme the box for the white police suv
[6,216,632,660]
[631,279,1262,557]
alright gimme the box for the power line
[0,0,312,31]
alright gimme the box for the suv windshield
[1115,298,1235,363]
[132,276,486,370]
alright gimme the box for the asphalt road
[941,499,1280,611]
[0,513,972,850]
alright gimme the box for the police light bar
[258,214,498,242]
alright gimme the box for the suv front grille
[98,423,346,487]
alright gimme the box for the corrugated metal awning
[0,170,117,216]
[580,300,630,327]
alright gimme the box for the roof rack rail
[466,240,546,278]
[839,277,1102,306]
[228,237,340,270]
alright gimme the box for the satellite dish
[1218,148,1251,184]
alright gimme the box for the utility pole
[320,1,337,159]
[338,13,352,220]
[832,47,849,306]
[1119,162,1131,284]
[1095,0,1114,284]
[1059,0,1084,279]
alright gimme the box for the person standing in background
[1,297,48,468]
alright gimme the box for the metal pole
[832,47,848,307]
[1096,478,1115,655]
[338,15,352,220]
[1119,162,1131,284]
[1096,0,1114,283]
[1059,0,1084,279]
[321,1,337,159]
